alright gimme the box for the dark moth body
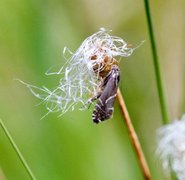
[92,65,120,123]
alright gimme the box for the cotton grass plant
[1,0,184,179]
[19,28,151,179]
[19,28,136,119]
[157,115,185,180]
[144,0,185,179]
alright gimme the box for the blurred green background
[0,0,185,179]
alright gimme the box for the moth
[91,65,120,123]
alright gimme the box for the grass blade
[144,0,170,124]
[0,119,36,180]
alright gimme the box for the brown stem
[116,88,151,180]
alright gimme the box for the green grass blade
[143,1,177,179]
[0,119,36,180]
[144,0,170,124]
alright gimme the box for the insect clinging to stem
[20,28,139,122]
[90,64,120,123]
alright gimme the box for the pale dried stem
[117,88,151,180]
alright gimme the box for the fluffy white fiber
[20,28,136,118]
[157,114,185,180]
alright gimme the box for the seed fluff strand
[157,114,185,180]
[20,28,138,118]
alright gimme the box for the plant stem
[143,2,176,179]
[143,0,170,124]
[0,119,36,180]
[117,88,151,180]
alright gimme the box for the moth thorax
[91,56,118,78]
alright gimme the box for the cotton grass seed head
[156,114,185,180]
[21,28,138,118]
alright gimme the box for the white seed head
[156,114,185,179]
[21,28,137,118]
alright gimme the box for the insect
[90,65,120,123]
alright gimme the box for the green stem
[144,0,170,124]
[0,119,36,180]
[144,1,176,180]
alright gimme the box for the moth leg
[86,92,102,109]
[80,92,102,110]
